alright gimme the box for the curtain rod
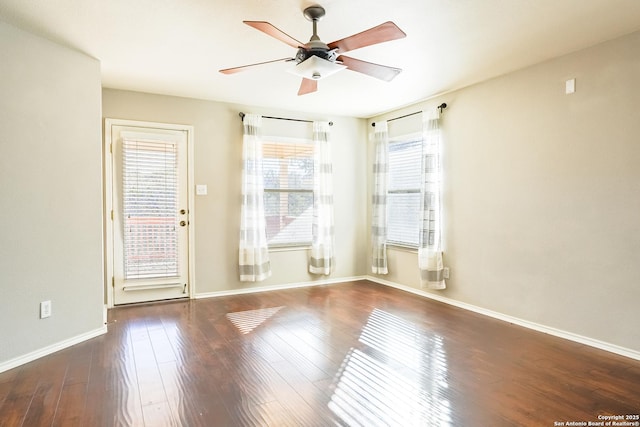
[371,103,447,127]
[239,112,333,126]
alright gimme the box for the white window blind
[387,138,422,247]
[262,139,314,246]
[122,138,179,279]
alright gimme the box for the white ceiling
[1,0,639,118]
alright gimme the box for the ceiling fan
[219,5,406,95]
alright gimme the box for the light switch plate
[40,300,51,318]
[565,78,576,94]
[196,184,208,196]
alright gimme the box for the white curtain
[309,121,334,275]
[418,110,446,289]
[239,114,272,282]
[371,121,389,274]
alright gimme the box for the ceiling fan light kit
[220,5,406,95]
[287,55,347,80]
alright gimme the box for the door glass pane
[122,138,179,279]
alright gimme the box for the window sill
[387,244,418,254]
[268,245,312,253]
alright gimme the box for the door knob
[180,221,187,227]
[180,209,186,215]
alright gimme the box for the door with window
[107,120,191,305]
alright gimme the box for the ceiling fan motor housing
[295,44,338,65]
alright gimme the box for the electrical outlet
[40,300,52,319]
[443,267,450,279]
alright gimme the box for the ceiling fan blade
[328,21,406,54]
[244,21,305,49]
[337,56,402,82]
[298,78,318,96]
[219,57,294,74]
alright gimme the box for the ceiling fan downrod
[298,6,337,65]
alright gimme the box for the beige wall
[0,21,104,364]
[102,90,368,296]
[369,31,640,352]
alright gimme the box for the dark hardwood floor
[1,280,639,426]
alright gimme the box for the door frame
[104,118,196,308]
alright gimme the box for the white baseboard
[0,325,108,374]
[195,275,367,299]
[366,276,640,361]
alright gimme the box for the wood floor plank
[141,401,177,427]
[131,334,168,407]
[51,382,87,427]
[147,327,177,365]
[1,280,639,426]
[1,352,67,427]
[19,376,63,427]
[61,343,92,387]
[259,327,332,383]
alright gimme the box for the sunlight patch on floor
[226,306,285,334]
[329,308,451,426]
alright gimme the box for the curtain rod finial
[239,112,245,121]
[437,103,447,113]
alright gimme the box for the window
[387,137,423,247]
[262,138,314,246]
[121,137,179,279]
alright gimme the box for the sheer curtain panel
[418,111,446,289]
[371,121,389,274]
[239,114,272,282]
[309,121,335,275]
